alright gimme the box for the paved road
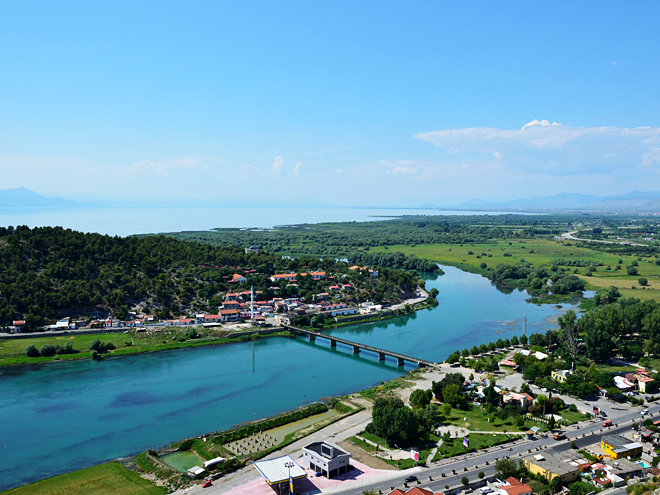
[329,402,657,495]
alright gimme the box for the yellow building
[551,370,574,383]
[601,435,643,460]
[523,453,582,483]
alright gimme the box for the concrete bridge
[282,324,436,368]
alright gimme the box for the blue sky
[1,1,660,206]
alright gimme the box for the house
[245,246,260,254]
[309,271,326,281]
[203,314,223,324]
[316,293,330,301]
[9,320,26,333]
[222,301,242,310]
[330,307,359,317]
[613,376,635,392]
[270,273,298,282]
[495,477,533,495]
[230,274,247,284]
[369,269,379,277]
[302,442,351,478]
[520,349,548,361]
[523,453,581,483]
[502,392,533,411]
[219,309,241,323]
[551,370,574,383]
[634,371,655,393]
[601,435,643,460]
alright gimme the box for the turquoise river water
[0,266,585,490]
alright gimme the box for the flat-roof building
[302,441,351,479]
[523,453,583,483]
[601,435,643,460]
[253,455,307,490]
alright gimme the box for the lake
[0,266,582,490]
[0,206,529,237]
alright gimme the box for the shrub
[25,344,40,357]
[639,277,648,286]
[480,262,487,269]
[40,344,57,357]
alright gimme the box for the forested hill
[0,226,423,328]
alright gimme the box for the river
[0,266,584,490]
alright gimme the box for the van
[602,420,613,427]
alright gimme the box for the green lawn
[443,405,540,432]
[0,328,283,368]
[433,433,511,460]
[0,462,167,495]
[370,239,660,302]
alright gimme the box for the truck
[553,432,566,440]
[602,420,613,427]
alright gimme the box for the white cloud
[272,156,283,174]
[414,121,660,176]
[292,161,304,176]
[389,166,417,175]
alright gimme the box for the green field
[0,329,287,368]
[370,239,660,301]
[0,462,167,495]
[434,433,510,460]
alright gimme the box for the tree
[461,476,470,488]
[558,310,580,360]
[584,324,614,363]
[495,458,519,479]
[478,471,485,480]
[519,334,528,345]
[442,403,451,417]
[548,415,556,430]
[442,384,463,407]
[511,335,519,345]
[627,266,639,276]
[409,389,432,409]
[549,476,562,493]
[639,277,649,286]
[370,396,419,444]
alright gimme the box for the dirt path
[336,440,396,471]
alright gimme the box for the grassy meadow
[370,238,660,302]
[0,462,167,495]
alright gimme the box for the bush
[480,262,487,269]
[627,266,639,276]
[639,277,648,286]
[40,344,57,357]
[25,344,40,357]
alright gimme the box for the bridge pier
[330,339,336,348]
[353,345,360,354]
[308,334,316,342]
[378,352,386,361]
[417,362,427,369]
[397,357,405,366]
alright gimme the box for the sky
[1,1,660,207]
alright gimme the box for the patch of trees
[366,396,418,444]
[25,340,77,358]
[348,251,441,273]
[490,262,585,295]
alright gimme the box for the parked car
[405,476,418,483]
[480,488,494,494]
[202,480,212,488]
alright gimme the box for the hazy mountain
[0,187,102,209]
[453,191,660,211]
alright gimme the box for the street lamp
[284,461,295,495]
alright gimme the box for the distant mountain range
[432,191,660,211]
[0,187,102,209]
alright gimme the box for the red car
[202,480,212,488]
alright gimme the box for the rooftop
[304,441,350,460]
[524,453,581,476]
[602,434,643,453]
[252,455,307,485]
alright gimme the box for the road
[561,230,647,247]
[327,402,656,495]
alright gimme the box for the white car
[642,410,649,416]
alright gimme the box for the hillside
[0,226,423,329]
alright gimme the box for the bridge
[282,324,436,368]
